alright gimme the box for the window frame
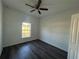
[22,22,31,38]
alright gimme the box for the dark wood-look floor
[0,40,67,59]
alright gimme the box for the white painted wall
[0,0,3,55]
[3,6,40,47]
[40,10,79,52]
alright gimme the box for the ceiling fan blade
[39,8,48,10]
[30,9,36,12]
[36,0,42,9]
[38,10,41,14]
[25,4,35,8]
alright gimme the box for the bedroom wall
[40,10,79,52]
[0,0,3,55]
[3,6,40,47]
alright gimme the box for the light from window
[22,22,31,38]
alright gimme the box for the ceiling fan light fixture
[25,0,48,15]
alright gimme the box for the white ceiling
[2,0,79,17]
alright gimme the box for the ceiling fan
[25,0,48,15]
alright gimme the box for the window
[22,22,31,38]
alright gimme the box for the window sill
[22,37,31,39]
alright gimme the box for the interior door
[68,14,79,59]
